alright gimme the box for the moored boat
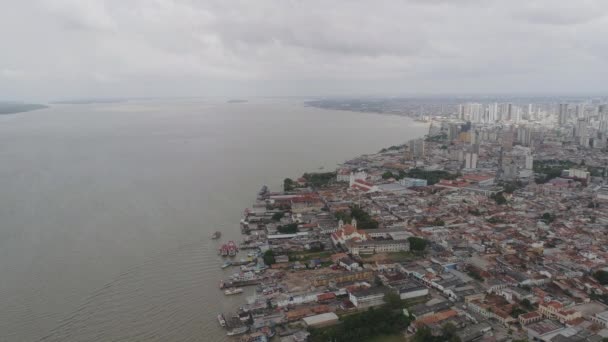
[217,314,226,327]
[219,240,238,257]
[224,287,243,295]
[221,261,232,269]
[226,326,248,336]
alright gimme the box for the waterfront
[0,99,427,342]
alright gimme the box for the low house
[275,255,290,264]
[338,257,361,271]
[538,301,582,324]
[590,310,608,328]
[455,322,492,342]
[524,319,568,342]
[410,309,459,333]
[519,311,543,325]
[302,312,339,328]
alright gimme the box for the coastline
[0,103,48,115]
[214,112,430,340]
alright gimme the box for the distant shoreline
[0,103,48,115]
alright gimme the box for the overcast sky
[2,0,608,101]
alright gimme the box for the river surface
[0,99,427,342]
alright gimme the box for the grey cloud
[1,0,608,100]
[513,1,608,26]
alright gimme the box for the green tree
[503,182,520,193]
[308,305,411,342]
[433,218,445,226]
[405,168,457,186]
[521,298,534,311]
[487,216,505,224]
[467,269,484,282]
[335,206,379,229]
[384,292,405,310]
[468,208,481,216]
[510,307,527,318]
[302,172,336,188]
[540,212,555,223]
[263,250,275,265]
[594,270,608,285]
[408,237,429,252]
[277,223,298,234]
[382,171,395,179]
[283,178,296,192]
[272,212,285,221]
[411,325,461,342]
[492,192,507,205]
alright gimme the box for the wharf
[221,279,261,289]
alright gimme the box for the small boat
[217,314,226,327]
[219,241,238,257]
[211,231,221,239]
[224,287,244,296]
[226,326,248,336]
[221,261,232,269]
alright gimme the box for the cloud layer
[2,0,608,100]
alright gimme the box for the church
[330,219,369,247]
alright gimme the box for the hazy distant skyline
[3,0,608,101]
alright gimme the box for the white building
[348,239,410,256]
[348,171,368,187]
[349,288,385,308]
[397,282,429,300]
[336,169,351,182]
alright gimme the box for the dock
[220,279,262,289]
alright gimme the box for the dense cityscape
[217,98,608,342]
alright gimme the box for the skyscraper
[558,103,569,126]
[576,103,585,119]
[465,152,478,169]
[599,105,608,133]
[488,103,498,123]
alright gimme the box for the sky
[2,0,608,101]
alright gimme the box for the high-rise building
[599,105,608,133]
[488,103,498,123]
[517,126,532,146]
[461,103,483,123]
[512,107,521,123]
[502,131,514,151]
[525,154,533,170]
[408,138,426,160]
[558,103,569,126]
[576,103,585,119]
[499,103,513,122]
[465,152,478,169]
[575,118,587,138]
[448,123,460,141]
